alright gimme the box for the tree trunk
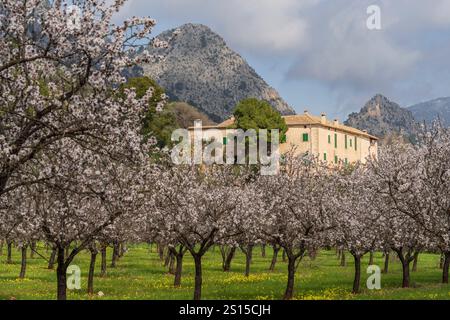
[382,252,389,274]
[168,253,175,274]
[368,251,374,265]
[118,243,124,258]
[6,241,12,264]
[223,247,236,272]
[30,241,36,259]
[111,242,119,268]
[394,248,412,288]
[65,246,70,260]
[244,245,253,277]
[412,252,419,272]
[56,247,68,300]
[352,254,362,294]
[261,245,266,258]
[158,244,164,261]
[443,252,449,284]
[269,245,281,272]
[100,246,107,277]
[174,253,183,287]
[48,246,57,269]
[87,251,97,295]
[340,250,346,267]
[193,255,202,300]
[19,246,27,279]
[401,260,410,288]
[283,255,296,300]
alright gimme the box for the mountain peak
[345,94,417,143]
[176,23,215,32]
[369,94,390,103]
[143,24,295,122]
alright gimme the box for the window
[302,133,309,142]
[334,156,338,164]
[328,135,331,144]
[345,135,348,149]
[281,134,287,143]
[355,136,358,151]
[350,139,353,147]
[345,158,348,165]
[334,133,338,148]
[324,153,327,161]
[223,137,227,145]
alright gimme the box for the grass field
[0,244,449,300]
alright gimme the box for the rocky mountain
[142,23,295,123]
[345,94,418,142]
[408,97,450,126]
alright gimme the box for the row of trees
[2,123,449,300]
[0,0,165,300]
[144,124,450,300]
[0,0,449,301]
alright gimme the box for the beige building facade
[189,110,378,165]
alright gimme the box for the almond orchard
[0,0,449,301]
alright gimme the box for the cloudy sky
[116,0,450,120]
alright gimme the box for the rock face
[408,97,450,126]
[142,23,295,122]
[345,94,417,142]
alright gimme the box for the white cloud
[118,0,317,54]
[288,1,421,87]
[114,0,450,117]
[381,0,450,29]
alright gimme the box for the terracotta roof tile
[191,114,378,140]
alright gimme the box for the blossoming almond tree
[368,144,430,288]
[21,138,152,300]
[150,164,253,300]
[413,124,450,283]
[0,0,162,196]
[258,153,338,300]
[333,165,382,294]
[0,185,42,276]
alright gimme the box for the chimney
[363,130,368,133]
[304,109,309,115]
[333,119,339,126]
[321,113,327,124]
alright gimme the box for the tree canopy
[232,98,288,143]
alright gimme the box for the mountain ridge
[408,97,450,126]
[142,23,295,122]
[344,94,418,143]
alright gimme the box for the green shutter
[324,153,327,161]
[303,133,309,142]
[328,135,331,144]
[350,139,352,147]
[345,135,348,149]
[334,156,338,164]
[223,137,227,145]
[345,158,348,164]
[355,136,358,151]
[334,134,337,148]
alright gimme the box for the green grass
[0,244,448,300]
